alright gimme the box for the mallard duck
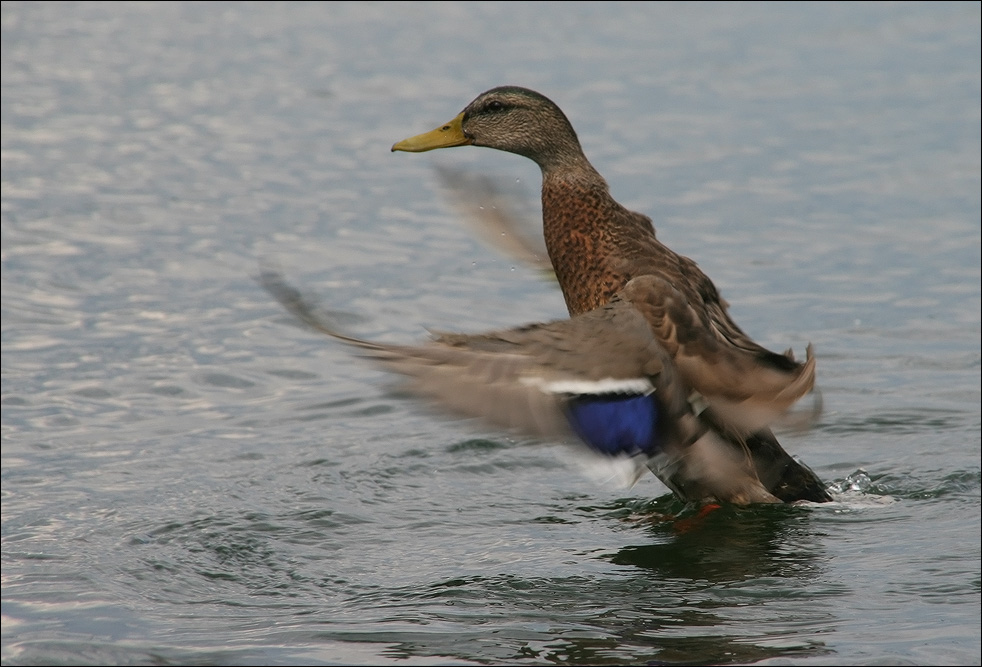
[390,86,831,504]
[263,87,832,507]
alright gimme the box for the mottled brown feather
[406,86,831,502]
[450,89,810,385]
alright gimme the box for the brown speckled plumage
[450,87,813,395]
[261,87,834,508]
[391,86,832,503]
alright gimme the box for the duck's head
[392,86,586,170]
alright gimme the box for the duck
[262,87,832,507]
[389,86,831,504]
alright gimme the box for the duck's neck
[539,163,627,315]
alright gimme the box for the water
[2,2,979,665]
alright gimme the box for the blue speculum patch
[564,393,660,456]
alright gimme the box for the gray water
[2,2,980,665]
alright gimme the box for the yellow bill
[392,112,471,152]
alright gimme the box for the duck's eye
[485,100,505,112]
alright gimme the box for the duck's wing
[433,165,554,277]
[259,270,782,505]
[620,273,817,438]
[260,269,670,443]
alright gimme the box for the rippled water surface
[2,2,980,665]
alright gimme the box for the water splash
[820,469,899,508]
[828,468,873,494]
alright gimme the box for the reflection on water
[304,506,835,665]
[612,504,824,582]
